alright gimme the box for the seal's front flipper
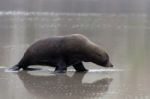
[73,62,88,72]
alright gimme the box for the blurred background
[0,0,149,68]
[0,0,150,99]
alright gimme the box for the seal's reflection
[18,71,113,99]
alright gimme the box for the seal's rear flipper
[5,65,20,72]
[8,65,20,71]
[7,65,42,72]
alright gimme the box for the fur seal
[10,34,113,73]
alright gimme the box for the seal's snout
[109,64,113,67]
[106,62,113,67]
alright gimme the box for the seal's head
[101,53,113,67]
[104,61,113,67]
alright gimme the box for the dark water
[0,0,150,99]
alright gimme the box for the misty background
[0,0,149,70]
[0,0,150,99]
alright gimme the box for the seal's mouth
[109,64,113,67]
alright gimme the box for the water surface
[0,0,150,99]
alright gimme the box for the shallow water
[0,0,150,99]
